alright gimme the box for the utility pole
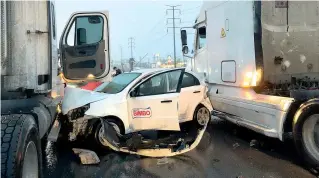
[128,37,135,59]
[119,45,124,71]
[128,37,135,71]
[166,5,181,68]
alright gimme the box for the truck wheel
[293,110,319,171]
[1,114,43,178]
[194,105,211,126]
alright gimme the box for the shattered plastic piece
[72,148,100,165]
[300,54,306,63]
[250,139,259,148]
[157,157,169,165]
[283,60,291,68]
[233,143,240,149]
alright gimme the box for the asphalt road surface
[43,119,317,178]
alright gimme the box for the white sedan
[62,68,213,157]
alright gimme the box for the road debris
[157,157,169,165]
[233,143,240,149]
[250,139,259,148]
[72,148,100,165]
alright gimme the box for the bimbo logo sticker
[132,107,152,118]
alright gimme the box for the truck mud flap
[99,119,208,157]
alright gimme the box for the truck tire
[1,114,43,178]
[293,107,319,171]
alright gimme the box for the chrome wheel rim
[302,114,319,162]
[197,107,210,126]
[22,141,39,178]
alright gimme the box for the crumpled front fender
[62,86,108,115]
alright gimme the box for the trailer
[180,1,319,171]
[1,1,112,177]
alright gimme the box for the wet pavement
[43,119,317,178]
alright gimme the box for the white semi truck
[1,1,112,177]
[180,1,319,170]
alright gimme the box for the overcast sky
[56,0,202,63]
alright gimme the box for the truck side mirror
[182,46,189,54]
[181,30,187,46]
[76,28,87,45]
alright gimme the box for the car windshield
[95,73,141,94]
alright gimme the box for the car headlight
[67,104,90,121]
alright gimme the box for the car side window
[136,70,182,96]
[167,70,182,92]
[137,73,167,96]
[181,73,200,88]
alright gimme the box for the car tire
[1,114,43,178]
[293,107,319,171]
[194,105,211,127]
[91,118,124,150]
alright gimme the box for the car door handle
[193,90,201,93]
[161,100,172,103]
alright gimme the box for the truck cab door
[59,12,110,82]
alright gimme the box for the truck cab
[181,1,319,171]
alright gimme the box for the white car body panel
[62,68,213,134]
[179,85,206,122]
[62,87,108,115]
[127,93,180,132]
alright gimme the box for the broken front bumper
[99,119,208,157]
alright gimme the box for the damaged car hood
[62,86,108,114]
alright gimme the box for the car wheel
[1,114,43,178]
[293,109,319,171]
[92,118,124,149]
[194,105,211,126]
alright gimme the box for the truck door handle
[78,50,86,54]
[193,90,201,93]
[161,100,172,103]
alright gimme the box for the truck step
[47,119,61,142]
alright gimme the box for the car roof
[131,67,186,75]
[130,68,166,74]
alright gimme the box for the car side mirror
[76,28,87,45]
[181,30,187,46]
[130,89,137,97]
[182,46,189,54]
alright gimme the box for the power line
[181,5,201,14]
[166,5,181,68]
[134,16,165,40]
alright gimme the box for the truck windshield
[95,73,141,94]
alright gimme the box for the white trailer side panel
[2,0,50,92]
[261,1,319,83]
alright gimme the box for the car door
[178,72,206,122]
[127,69,184,132]
[59,11,110,81]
